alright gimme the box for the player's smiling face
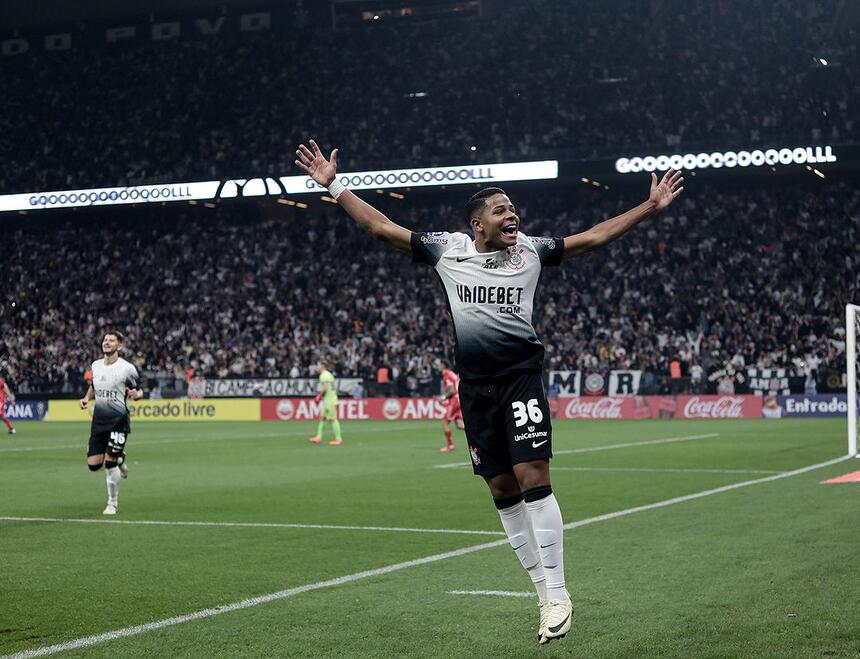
[102,334,120,356]
[471,193,520,251]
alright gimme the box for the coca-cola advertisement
[676,395,762,419]
[261,397,448,421]
[554,395,762,420]
[557,397,636,419]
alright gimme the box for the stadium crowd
[2,177,855,394]
[0,0,856,193]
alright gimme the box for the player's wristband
[327,180,347,199]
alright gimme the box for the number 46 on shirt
[511,399,544,427]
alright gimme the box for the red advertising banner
[674,395,763,419]
[261,397,448,421]
[554,395,762,420]
[262,395,763,421]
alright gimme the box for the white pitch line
[3,453,849,659]
[550,467,783,475]
[435,432,722,468]
[1,538,509,659]
[448,590,534,598]
[554,433,720,455]
[0,516,504,537]
[0,424,418,453]
[559,454,851,533]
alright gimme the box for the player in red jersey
[0,375,16,434]
[438,361,464,452]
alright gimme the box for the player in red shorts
[0,375,16,434]
[438,361,464,452]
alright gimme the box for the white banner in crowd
[747,368,791,395]
[198,378,363,398]
[288,160,558,194]
[615,145,837,173]
[0,182,220,212]
[0,160,558,213]
[547,371,642,396]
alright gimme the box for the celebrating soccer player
[295,139,682,644]
[0,374,16,434]
[308,360,343,446]
[437,360,463,452]
[79,331,143,515]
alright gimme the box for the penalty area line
[550,466,783,475]
[435,432,721,469]
[554,432,720,455]
[0,516,505,537]
[1,537,511,659]
[3,453,849,659]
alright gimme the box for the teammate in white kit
[295,139,683,644]
[79,331,143,515]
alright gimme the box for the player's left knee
[88,462,103,472]
[522,484,553,503]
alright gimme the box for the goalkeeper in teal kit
[308,360,343,446]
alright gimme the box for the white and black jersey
[90,357,140,435]
[411,231,563,380]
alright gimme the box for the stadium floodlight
[848,303,859,457]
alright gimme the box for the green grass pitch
[1,418,859,658]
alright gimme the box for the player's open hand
[79,398,88,409]
[295,139,338,188]
[649,169,684,212]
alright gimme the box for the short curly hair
[465,187,507,223]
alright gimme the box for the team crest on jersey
[470,446,481,466]
[504,246,526,271]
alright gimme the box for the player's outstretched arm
[295,140,411,252]
[561,169,684,260]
